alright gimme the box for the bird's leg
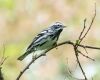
[53,43,58,49]
[32,53,37,59]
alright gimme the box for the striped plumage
[18,22,66,61]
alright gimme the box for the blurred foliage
[0,0,14,10]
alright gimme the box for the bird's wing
[27,29,51,50]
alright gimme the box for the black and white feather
[18,22,66,61]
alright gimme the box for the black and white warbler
[18,22,66,61]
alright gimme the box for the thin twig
[77,50,95,61]
[0,57,8,67]
[79,18,87,40]
[80,4,96,41]
[83,46,88,54]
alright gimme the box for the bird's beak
[63,26,66,28]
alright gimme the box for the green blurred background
[0,0,100,80]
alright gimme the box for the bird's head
[51,22,66,31]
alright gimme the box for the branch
[16,40,100,80]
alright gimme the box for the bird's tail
[17,51,29,61]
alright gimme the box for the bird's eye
[57,25,61,27]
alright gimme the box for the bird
[18,22,66,61]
